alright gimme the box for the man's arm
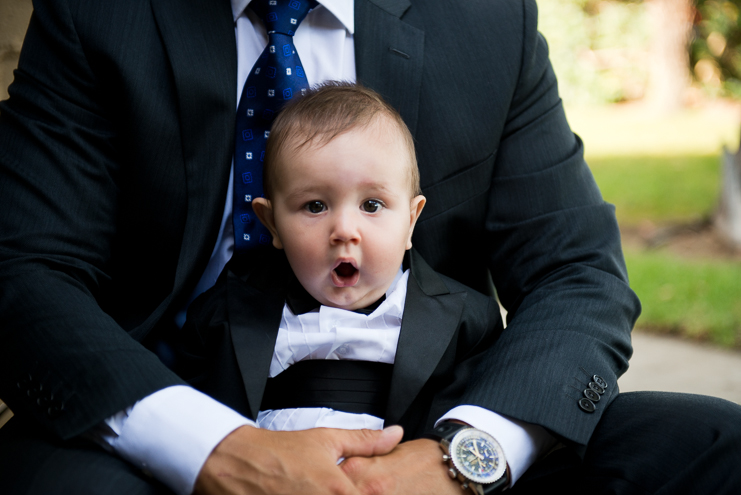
[465,0,638,444]
[0,0,184,439]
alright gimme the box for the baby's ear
[406,195,426,250]
[252,198,283,249]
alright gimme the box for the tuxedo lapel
[385,251,466,424]
[226,264,287,419]
[355,0,424,136]
[151,0,237,302]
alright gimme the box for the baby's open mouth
[332,262,359,287]
[334,262,357,278]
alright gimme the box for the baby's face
[258,119,425,311]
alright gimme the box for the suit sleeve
[0,0,183,439]
[459,0,639,446]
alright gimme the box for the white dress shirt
[97,2,555,493]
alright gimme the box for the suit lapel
[385,251,466,424]
[131,0,237,341]
[355,0,424,136]
[151,0,237,300]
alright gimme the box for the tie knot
[250,0,319,36]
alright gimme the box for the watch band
[425,422,509,494]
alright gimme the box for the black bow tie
[285,275,386,316]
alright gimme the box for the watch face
[449,429,507,485]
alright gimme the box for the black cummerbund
[260,360,393,419]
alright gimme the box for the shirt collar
[231,0,354,34]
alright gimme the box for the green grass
[625,249,741,347]
[589,154,721,225]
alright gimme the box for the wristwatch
[425,422,509,494]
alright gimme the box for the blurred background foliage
[535,0,741,348]
[538,0,650,105]
[692,0,741,98]
[538,0,741,104]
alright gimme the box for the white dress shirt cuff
[437,405,556,487]
[101,385,255,495]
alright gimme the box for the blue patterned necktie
[233,0,318,251]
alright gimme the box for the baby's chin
[315,287,386,312]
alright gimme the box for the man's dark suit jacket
[0,0,639,452]
[176,249,504,440]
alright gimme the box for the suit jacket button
[588,382,605,395]
[578,398,596,413]
[593,375,608,389]
[584,389,600,402]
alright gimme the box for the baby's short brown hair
[263,81,420,199]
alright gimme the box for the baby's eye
[361,199,384,213]
[305,201,326,214]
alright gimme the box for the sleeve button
[578,398,596,413]
[593,375,608,389]
[588,382,605,395]
[27,383,43,399]
[584,389,600,402]
[47,400,65,419]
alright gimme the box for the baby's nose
[330,211,360,243]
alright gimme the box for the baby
[178,81,504,449]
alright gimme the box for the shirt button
[337,345,348,355]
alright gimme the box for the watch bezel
[449,428,507,486]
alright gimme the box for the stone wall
[0,0,33,101]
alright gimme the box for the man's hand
[194,425,404,495]
[340,438,461,495]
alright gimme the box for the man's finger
[332,425,404,459]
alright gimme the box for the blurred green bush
[692,0,741,98]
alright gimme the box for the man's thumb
[337,425,404,458]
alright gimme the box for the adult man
[0,0,739,494]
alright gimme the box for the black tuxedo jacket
[176,249,504,440]
[0,0,639,449]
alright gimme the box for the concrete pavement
[619,330,741,404]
